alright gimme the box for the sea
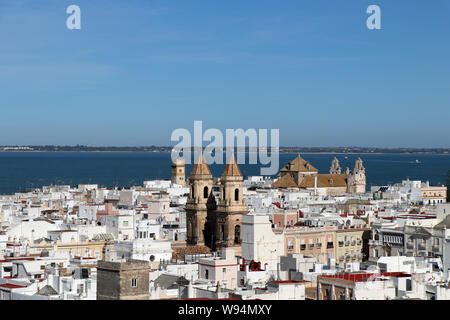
[0,152,448,195]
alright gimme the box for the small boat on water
[415,159,421,164]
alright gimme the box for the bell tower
[329,156,342,174]
[185,152,213,245]
[171,158,186,186]
[348,157,366,193]
[213,153,248,250]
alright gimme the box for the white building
[241,214,285,270]
[198,248,239,290]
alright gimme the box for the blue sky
[0,0,449,147]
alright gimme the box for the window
[205,269,209,279]
[234,188,239,201]
[288,239,294,250]
[131,278,138,287]
[234,225,241,244]
[123,221,129,227]
[317,238,322,248]
[203,186,209,199]
[77,284,84,295]
[150,255,155,262]
[327,236,333,248]
[222,268,226,273]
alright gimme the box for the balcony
[418,244,426,251]
[317,243,322,249]
[345,241,350,246]
[357,240,362,245]
[432,245,440,252]
[300,244,306,251]
[406,242,414,249]
[327,242,334,249]
[351,241,356,246]
[338,241,344,247]
[309,244,314,250]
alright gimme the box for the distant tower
[212,153,248,250]
[329,157,342,174]
[185,152,214,246]
[171,158,186,186]
[102,240,118,262]
[348,157,366,193]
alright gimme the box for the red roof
[0,258,35,262]
[320,272,411,282]
[0,283,27,289]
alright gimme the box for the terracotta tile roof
[222,153,242,177]
[272,174,299,188]
[190,152,212,176]
[299,174,348,188]
[279,155,318,173]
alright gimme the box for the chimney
[314,176,317,195]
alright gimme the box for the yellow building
[29,238,108,259]
[334,228,370,268]
[421,186,447,205]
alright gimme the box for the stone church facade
[185,153,248,252]
[272,155,366,195]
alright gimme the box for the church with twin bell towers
[184,152,247,253]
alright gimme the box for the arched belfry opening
[234,225,241,244]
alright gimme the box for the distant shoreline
[0,150,449,155]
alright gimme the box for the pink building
[96,203,119,223]
[273,210,299,228]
